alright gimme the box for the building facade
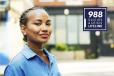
[1,0,114,65]
[0,0,34,65]
[0,0,10,65]
[34,0,114,57]
[34,0,100,58]
[98,0,114,56]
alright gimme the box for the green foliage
[85,53,87,57]
[97,48,100,53]
[43,43,48,50]
[90,53,95,58]
[50,48,56,51]
[55,42,68,51]
[68,45,83,51]
[51,43,83,51]
[85,53,95,59]
[75,45,83,51]
[69,45,75,51]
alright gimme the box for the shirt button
[48,73,49,75]
[51,73,53,75]
[51,62,53,65]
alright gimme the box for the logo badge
[83,7,107,31]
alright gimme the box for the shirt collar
[20,44,54,62]
[20,44,37,59]
[43,47,55,63]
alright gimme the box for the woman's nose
[41,24,48,31]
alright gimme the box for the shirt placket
[49,59,54,76]
[37,55,52,76]
[46,56,54,76]
[42,61,50,76]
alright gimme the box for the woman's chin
[40,38,50,43]
[40,40,48,43]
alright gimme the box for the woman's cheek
[33,26,40,32]
[49,27,52,33]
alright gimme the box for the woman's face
[25,9,52,43]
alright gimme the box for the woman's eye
[34,23,40,25]
[47,23,51,25]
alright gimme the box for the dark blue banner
[83,7,107,31]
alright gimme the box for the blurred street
[57,56,114,76]
[0,56,114,76]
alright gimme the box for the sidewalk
[0,65,6,76]
[0,56,114,76]
[57,56,114,76]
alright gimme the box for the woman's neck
[27,41,44,56]
[27,41,43,49]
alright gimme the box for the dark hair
[19,6,45,42]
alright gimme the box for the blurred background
[0,0,114,76]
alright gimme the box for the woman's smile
[40,33,49,37]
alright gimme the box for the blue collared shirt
[4,44,61,76]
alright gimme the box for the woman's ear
[20,25,26,35]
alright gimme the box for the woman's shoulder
[9,52,26,66]
[4,52,26,76]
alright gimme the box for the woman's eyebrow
[33,19,42,22]
[47,20,51,22]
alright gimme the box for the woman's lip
[40,34,48,37]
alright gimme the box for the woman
[4,6,61,76]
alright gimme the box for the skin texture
[21,9,52,68]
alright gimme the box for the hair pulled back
[19,6,45,42]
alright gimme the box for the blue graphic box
[83,7,107,31]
